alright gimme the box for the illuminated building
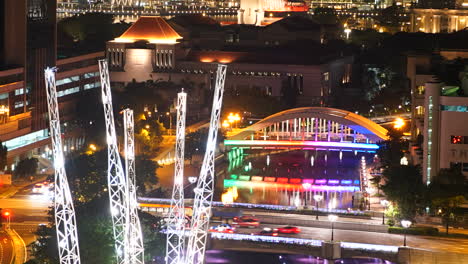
[410,8,468,33]
[0,1,104,168]
[107,16,353,108]
[407,53,468,183]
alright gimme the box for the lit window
[15,88,24,96]
[323,72,329,81]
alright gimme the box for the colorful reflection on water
[223,149,376,209]
[206,250,395,264]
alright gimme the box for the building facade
[410,8,468,33]
[0,0,104,169]
[407,52,468,183]
[107,16,353,109]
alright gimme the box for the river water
[221,149,376,209]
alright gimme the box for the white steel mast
[122,109,145,264]
[44,67,81,264]
[166,91,187,264]
[98,60,129,264]
[186,64,227,264]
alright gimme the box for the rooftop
[114,16,182,44]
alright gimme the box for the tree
[184,128,225,163]
[134,118,165,157]
[14,157,38,179]
[377,129,406,168]
[65,151,108,203]
[381,165,426,221]
[0,141,7,172]
[135,155,160,194]
[429,165,467,234]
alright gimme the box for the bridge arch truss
[226,107,388,151]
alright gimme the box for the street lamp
[401,220,412,247]
[328,214,338,241]
[313,194,323,220]
[381,200,389,225]
[344,28,351,40]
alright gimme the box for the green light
[230,174,238,180]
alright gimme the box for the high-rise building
[1,0,104,170]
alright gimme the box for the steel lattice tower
[186,64,227,264]
[44,68,81,264]
[122,109,145,264]
[166,91,187,264]
[98,60,129,264]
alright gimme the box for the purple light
[328,179,339,184]
[315,179,327,184]
[224,140,379,150]
[303,179,314,184]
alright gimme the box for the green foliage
[386,218,395,226]
[75,198,116,263]
[381,165,426,221]
[14,157,38,179]
[58,13,130,53]
[65,150,108,203]
[388,226,439,236]
[428,166,467,234]
[185,128,225,161]
[0,141,7,171]
[377,129,406,168]
[135,155,160,194]
[134,119,165,156]
[139,211,167,261]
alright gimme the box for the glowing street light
[313,194,323,220]
[401,220,412,246]
[344,28,351,40]
[393,117,405,129]
[328,214,338,241]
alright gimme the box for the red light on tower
[451,136,462,144]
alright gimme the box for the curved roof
[115,16,182,44]
[228,107,389,142]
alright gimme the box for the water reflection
[205,250,395,264]
[223,150,375,209]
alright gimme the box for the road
[0,183,51,263]
[0,230,13,264]
[225,223,468,255]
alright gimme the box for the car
[32,183,45,193]
[276,226,301,234]
[233,216,258,222]
[232,218,260,228]
[209,224,236,233]
[251,228,278,237]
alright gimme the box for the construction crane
[122,109,145,264]
[44,67,81,264]
[186,64,227,264]
[98,60,129,264]
[166,91,187,264]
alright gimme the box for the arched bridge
[225,107,388,152]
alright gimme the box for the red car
[275,226,301,234]
[232,218,260,228]
[251,228,278,237]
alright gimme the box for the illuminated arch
[228,107,388,142]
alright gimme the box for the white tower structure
[166,91,188,264]
[44,68,81,264]
[122,109,145,264]
[186,64,227,264]
[98,60,129,264]
[238,0,264,26]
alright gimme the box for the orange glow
[200,58,215,63]
[114,16,182,44]
[393,117,405,129]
